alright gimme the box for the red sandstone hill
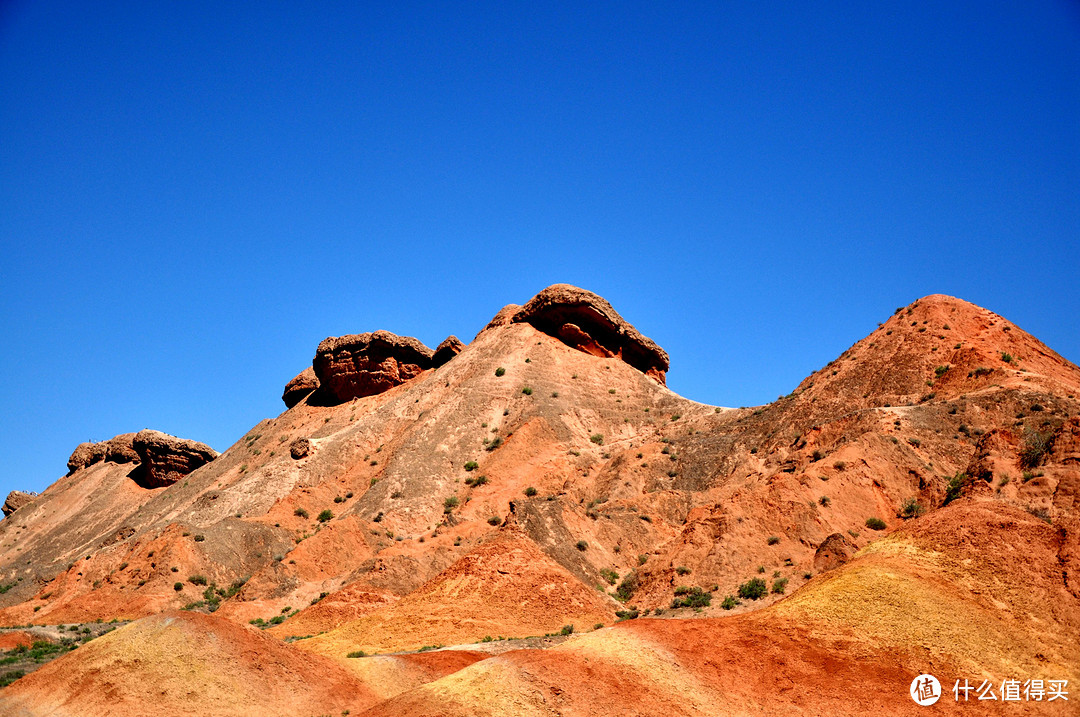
[0,285,1077,715]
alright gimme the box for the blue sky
[2,1,1078,497]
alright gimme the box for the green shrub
[494,367,506,376]
[934,365,950,378]
[294,507,309,519]
[600,569,619,585]
[443,496,459,513]
[615,608,639,620]
[811,450,824,462]
[521,387,533,395]
[738,578,768,600]
[188,575,208,586]
[193,534,205,542]
[818,496,831,507]
[346,650,366,658]
[173,582,183,591]
[317,509,333,522]
[559,624,574,636]
[721,595,740,610]
[771,578,788,594]
[943,472,967,505]
[865,517,887,531]
[615,572,639,601]
[766,536,780,545]
[464,461,479,471]
[671,587,712,609]
[575,540,588,551]
[590,434,604,445]
[675,566,690,576]
[0,670,25,688]
[523,486,538,497]
[1020,428,1053,468]
[486,516,501,526]
[900,497,924,519]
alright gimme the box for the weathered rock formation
[813,532,857,573]
[511,284,670,383]
[290,438,312,460]
[2,491,34,517]
[431,335,465,368]
[282,367,320,408]
[66,433,140,474]
[313,331,434,404]
[130,430,219,488]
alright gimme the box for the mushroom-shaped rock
[2,491,34,517]
[432,335,465,368]
[312,331,434,404]
[813,532,857,573]
[282,367,320,408]
[66,433,140,474]
[510,284,670,383]
[131,430,218,488]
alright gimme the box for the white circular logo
[910,674,941,706]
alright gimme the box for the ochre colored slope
[361,501,1077,716]
[298,532,617,656]
[0,611,379,717]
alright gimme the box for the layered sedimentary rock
[282,367,320,408]
[313,331,434,404]
[130,430,219,488]
[66,433,140,474]
[2,491,34,517]
[511,284,670,383]
[431,335,465,368]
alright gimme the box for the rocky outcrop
[813,532,857,573]
[130,430,219,489]
[965,429,1018,483]
[432,336,465,368]
[282,367,320,408]
[66,434,140,474]
[290,438,312,460]
[313,331,434,404]
[2,491,34,517]
[511,284,670,383]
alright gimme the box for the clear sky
[2,1,1078,498]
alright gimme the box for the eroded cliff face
[130,430,218,489]
[510,284,670,383]
[313,331,434,404]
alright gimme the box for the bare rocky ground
[0,285,1076,716]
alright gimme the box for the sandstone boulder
[282,367,320,408]
[131,430,219,489]
[432,335,465,368]
[66,433,140,474]
[511,284,670,383]
[290,438,312,460]
[2,490,34,517]
[313,331,434,404]
[813,532,857,573]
